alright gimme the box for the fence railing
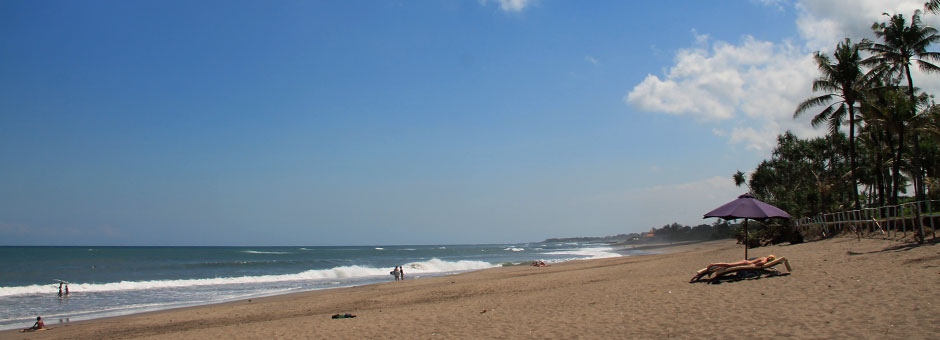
[795,200,939,242]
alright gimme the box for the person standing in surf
[57,283,63,298]
[391,266,400,281]
[399,265,404,280]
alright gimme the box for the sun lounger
[710,256,791,280]
[690,256,791,283]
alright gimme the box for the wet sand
[4,237,938,339]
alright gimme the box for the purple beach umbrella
[704,193,791,259]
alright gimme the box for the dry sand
[4,237,939,340]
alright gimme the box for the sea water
[0,243,641,330]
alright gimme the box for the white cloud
[480,0,534,12]
[691,28,710,45]
[626,35,818,143]
[795,0,933,51]
[626,0,940,154]
[729,125,779,152]
[585,55,598,65]
[756,0,789,12]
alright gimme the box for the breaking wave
[541,246,619,259]
[0,258,496,298]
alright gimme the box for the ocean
[0,242,645,331]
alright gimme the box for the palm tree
[865,11,940,205]
[795,39,866,209]
[733,170,748,189]
[862,86,925,205]
[857,95,894,207]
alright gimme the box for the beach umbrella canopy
[704,193,791,259]
[704,193,791,220]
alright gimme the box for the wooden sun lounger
[710,257,791,281]
[689,257,792,283]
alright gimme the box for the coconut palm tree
[865,11,940,204]
[795,39,866,209]
[862,86,926,205]
[856,95,894,207]
[733,170,748,189]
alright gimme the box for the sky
[2,0,939,246]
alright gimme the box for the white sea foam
[241,250,290,254]
[503,247,524,252]
[374,248,384,250]
[0,258,496,298]
[541,246,619,259]
[403,258,495,273]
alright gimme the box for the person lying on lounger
[690,255,791,283]
[702,255,776,272]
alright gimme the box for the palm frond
[828,105,847,136]
[917,59,940,73]
[812,79,841,93]
[920,51,940,62]
[928,0,940,14]
[795,95,834,118]
[811,105,838,128]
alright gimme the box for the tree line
[543,221,737,244]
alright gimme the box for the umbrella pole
[744,218,749,260]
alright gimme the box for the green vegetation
[733,4,940,246]
[742,6,940,216]
[550,3,940,248]
[544,222,737,245]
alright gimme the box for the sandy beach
[4,237,939,340]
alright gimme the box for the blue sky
[1,0,935,245]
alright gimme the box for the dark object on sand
[704,193,791,259]
[332,313,356,319]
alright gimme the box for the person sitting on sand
[703,255,776,272]
[25,316,44,331]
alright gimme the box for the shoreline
[5,238,938,339]
[0,240,724,336]
[0,242,642,332]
